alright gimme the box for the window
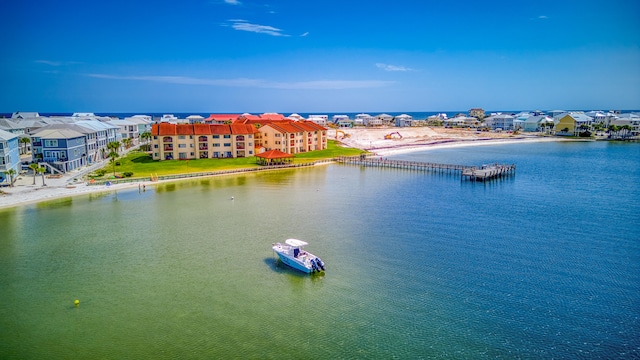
[223,143,231,147]
[154,144,158,148]
[178,135,185,139]
[44,140,58,147]
[213,135,220,139]
[213,143,220,147]
[179,144,186,148]
[223,135,231,139]
[154,153,158,157]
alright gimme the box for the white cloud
[86,73,393,90]
[35,60,81,66]
[226,19,289,36]
[538,15,548,19]
[300,32,309,37]
[224,0,241,5]
[375,63,415,72]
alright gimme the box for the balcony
[199,145,208,151]
[164,145,174,151]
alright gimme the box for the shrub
[115,161,121,166]
[95,169,107,176]
[123,172,134,177]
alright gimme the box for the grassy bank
[92,140,364,180]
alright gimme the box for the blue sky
[2,0,639,113]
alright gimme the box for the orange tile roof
[211,125,232,135]
[259,113,286,121]
[193,124,212,134]
[256,149,294,159]
[206,114,241,121]
[152,123,256,136]
[152,123,177,136]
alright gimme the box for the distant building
[555,112,593,136]
[484,114,514,131]
[205,114,241,124]
[469,108,485,119]
[332,115,352,128]
[376,114,394,126]
[307,115,328,126]
[395,114,413,127]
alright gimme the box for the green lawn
[94,140,365,180]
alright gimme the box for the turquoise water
[1,141,638,358]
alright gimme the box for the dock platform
[335,156,515,182]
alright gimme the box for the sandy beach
[1,127,565,210]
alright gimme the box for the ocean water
[0,141,638,358]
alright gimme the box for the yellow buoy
[74,299,80,306]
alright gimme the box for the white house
[307,115,328,126]
[484,114,515,131]
[395,114,413,127]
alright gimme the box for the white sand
[1,127,569,210]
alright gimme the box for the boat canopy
[285,239,308,247]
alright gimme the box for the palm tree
[107,141,121,154]
[108,150,119,176]
[19,137,30,154]
[140,131,151,144]
[122,138,132,149]
[4,169,16,187]
[37,166,47,186]
[29,163,39,185]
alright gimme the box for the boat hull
[275,252,313,273]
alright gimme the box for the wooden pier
[335,156,515,182]
[461,163,516,182]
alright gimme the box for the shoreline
[0,133,575,210]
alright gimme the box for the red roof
[205,114,241,122]
[255,149,294,159]
[259,113,286,121]
[152,123,257,136]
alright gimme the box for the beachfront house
[74,120,119,163]
[395,114,413,127]
[333,115,353,128]
[484,114,514,131]
[0,119,25,136]
[30,127,87,172]
[555,113,594,136]
[611,113,640,138]
[151,123,257,160]
[123,116,152,139]
[469,108,486,119]
[0,129,20,185]
[376,114,394,126]
[354,113,379,126]
[258,121,327,154]
[107,119,139,145]
[307,115,329,126]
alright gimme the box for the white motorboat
[272,239,325,274]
